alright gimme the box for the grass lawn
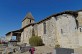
[0,44,3,47]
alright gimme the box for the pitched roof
[6,23,36,36]
[37,10,78,24]
[6,29,22,36]
[6,10,79,36]
[22,12,34,22]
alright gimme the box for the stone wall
[6,33,12,41]
[21,25,33,44]
[56,14,79,48]
[22,19,30,28]
[22,18,34,28]
[76,11,82,47]
[37,14,79,48]
[78,29,82,46]
[33,24,38,36]
[77,11,82,26]
[20,11,82,48]
[37,17,57,47]
[55,48,74,54]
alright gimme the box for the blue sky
[0,0,82,37]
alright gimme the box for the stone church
[6,10,82,48]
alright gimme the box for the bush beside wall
[29,36,44,46]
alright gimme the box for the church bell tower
[22,12,35,28]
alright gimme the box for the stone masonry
[6,10,82,49]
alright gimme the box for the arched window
[61,29,63,34]
[30,20,31,23]
[43,22,46,34]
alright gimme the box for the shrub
[29,36,44,46]
[55,44,60,48]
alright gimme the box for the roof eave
[37,11,78,24]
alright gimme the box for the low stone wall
[74,47,82,54]
[55,48,74,54]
